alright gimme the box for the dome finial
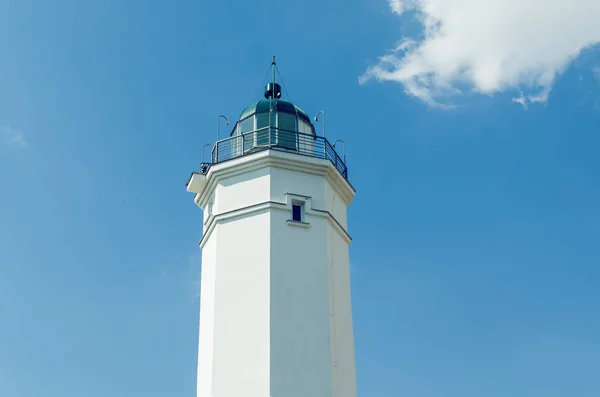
[265,56,282,99]
[272,56,276,82]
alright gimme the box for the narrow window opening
[292,203,302,222]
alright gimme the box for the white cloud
[0,126,27,147]
[389,0,405,15]
[361,0,600,107]
[512,93,528,110]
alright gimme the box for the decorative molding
[199,199,352,249]
[287,220,311,228]
[194,150,355,209]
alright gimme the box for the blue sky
[1,0,600,396]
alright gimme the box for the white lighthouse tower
[186,59,357,397]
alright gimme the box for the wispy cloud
[0,126,27,148]
[512,93,528,110]
[389,0,404,14]
[361,0,600,108]
[593,65,600,81]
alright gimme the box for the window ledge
[287,220,310,228]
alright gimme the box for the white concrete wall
[197,232,217,397]
[269,209,333,397]
[195,152,355,397]
[215,167,271,215]
[324,182,349,230]
[269,167,326,208]
[328,221,356,397]
[211,212,271,396]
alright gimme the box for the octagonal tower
[186,59,356,397]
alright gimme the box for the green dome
[239,99,312,125]
[229,98,316,137]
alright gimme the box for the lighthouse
[186,59,357,397]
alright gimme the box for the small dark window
[277,113,298,150]
[240,116,255,152]
[256,114,270,146]
[292,204,302,222]
[278,113,297,132]
[256,113,270,129]
[239,116,254,133]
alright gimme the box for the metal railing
[201,127,348,180]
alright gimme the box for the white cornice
[194,150,355,208]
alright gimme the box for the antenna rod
[271,56,276,100]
